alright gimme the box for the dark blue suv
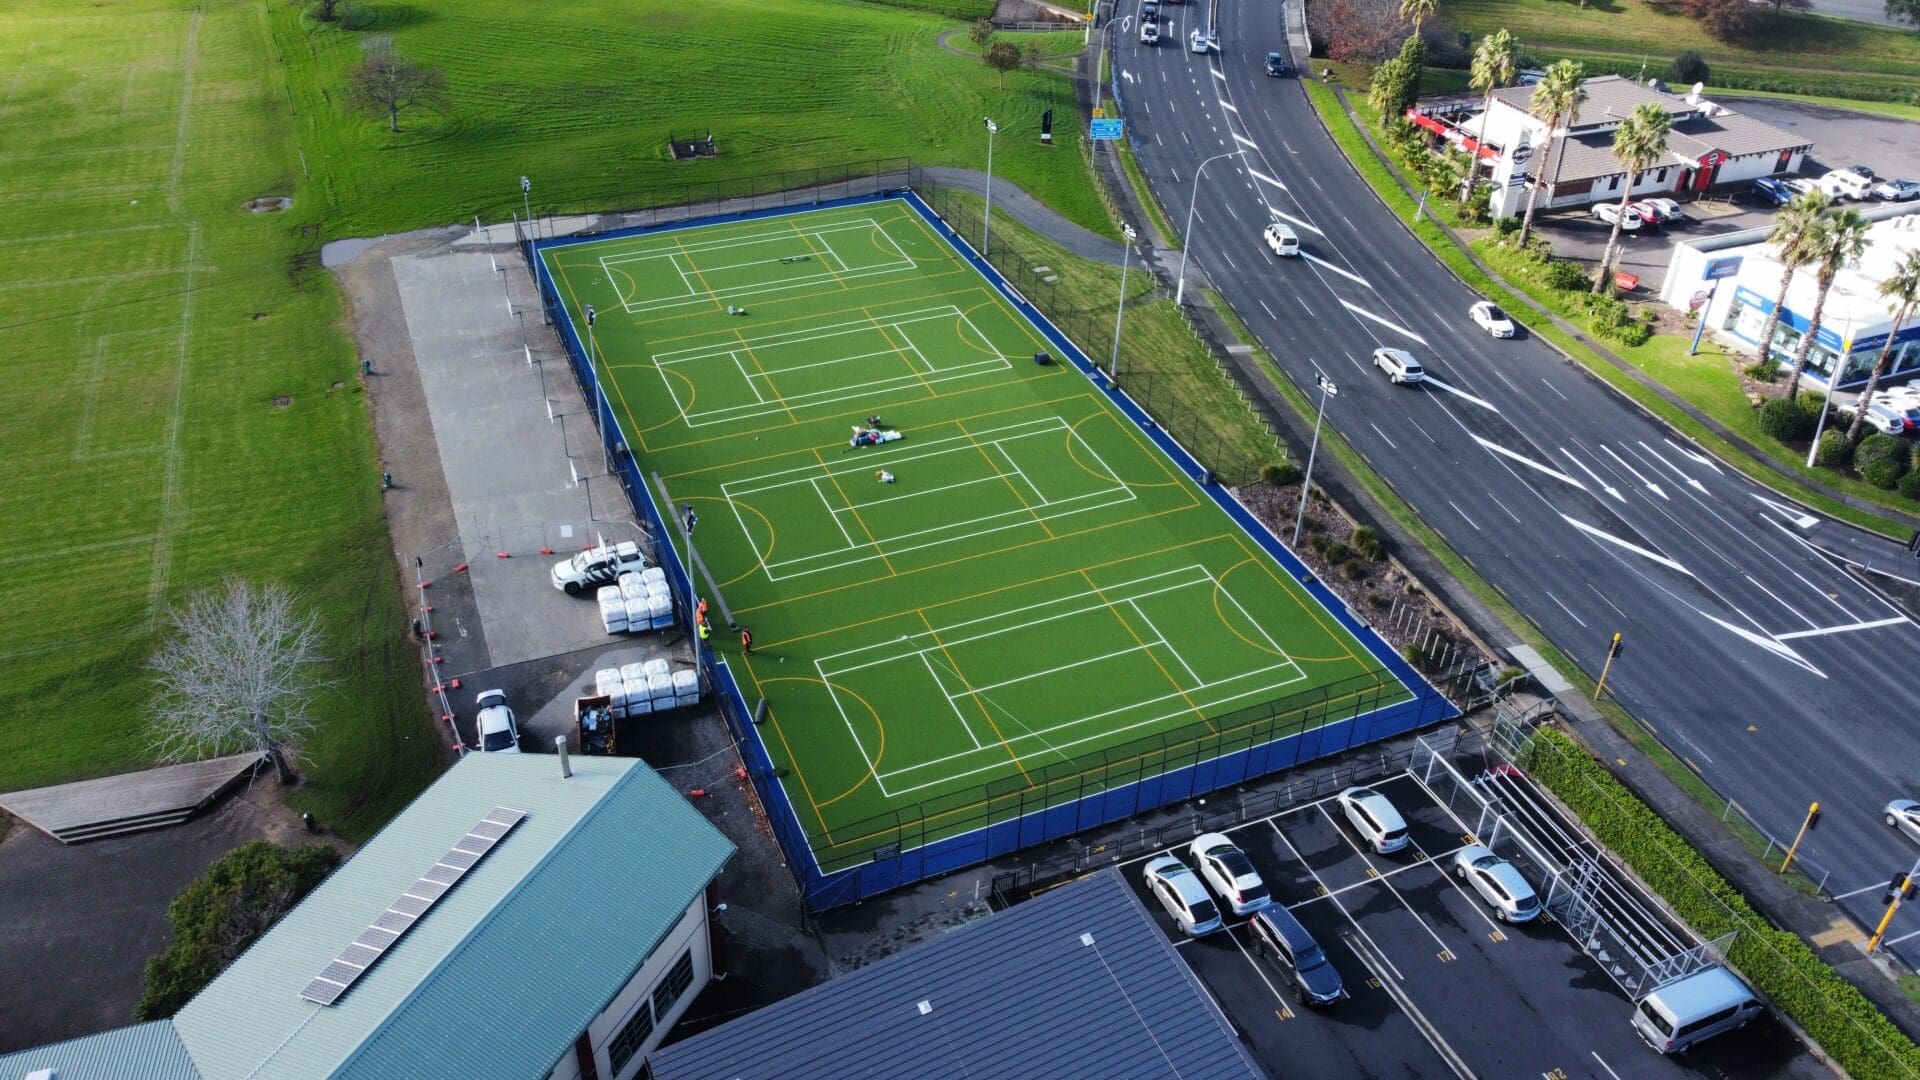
[1249,907,1347,1006]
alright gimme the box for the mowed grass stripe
[539,200,1397,862]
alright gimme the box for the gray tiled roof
[1491,74,1685,127]
[648,869,1266,1080]
[1529,113,1806,186]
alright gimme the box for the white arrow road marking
[1561,515,1693,575]
[1774,615,1911,640]
[1748,492,1820,531]
[1561,449,1624,502]
[1303,252,1370,287]
[1232,131,1258,148]
[1473,434,1585,490]
[1699,611,1826,676]
[1635,440,1707,493]
[1421,376,1499,413]
[1123,69,1135,84]
[1338,298,1424,342]
[1249,167,1288,191]
[1268,206,1323,235]
[1664,437,1723,474]
[1599,444,1666,500]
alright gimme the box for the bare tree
[346,36,448,133]
[149,580,329,784]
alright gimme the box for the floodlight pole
[1174,148,1245,307]
[520,176,532,231]
[982,117,999,258]
[586,305,610,475]
[1108,224,1137,380]
[1292,373,1336,547]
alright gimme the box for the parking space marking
[1344,932,1478,1079]
[1266,816,1404,980]
[1402,774,1517,939]
[1313,803,1455,961]
[1224,925,1295,1021]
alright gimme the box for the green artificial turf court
[538,198,1409,873]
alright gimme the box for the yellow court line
[733,329,801,426]
[623,263,979,330]
[1227,532,1368,671]
[787,218,850,290]
[916,610,1035,788]
[667,233,729,314]
[865,306,939,397]
[1079,570,1216,734]
[953,417,1055,539]
[639,281,1005,347]
[811,445,898,577]
[740,660,836,843]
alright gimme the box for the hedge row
[1520,728,1920,1080]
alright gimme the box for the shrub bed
[1520,728,1920,1080]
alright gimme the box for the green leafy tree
[1460,29,1517,204]
[1595,102,1672,293]
[1516,60,1586,248]
[1400,0,1438,33]
[983,40,1023,88]
[1368,58,1417,123]
[1752,190,1831,374]
[968,17,995,46]
[136,841,341,1019]
[1783,208,1870,400]
[1670,50,1711,85]
[1845,249,1920,447]
[1891,0,1920,24]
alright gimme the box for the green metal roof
[154,752,732,1079]
[0,1021,196,1080]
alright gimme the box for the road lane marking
[1248,166,1288,191]
[1259,299,1277,320]
[1338,298,1423,342]
[1421,376,1498,412]
[1599,443,1666,500]
[1486,490,1524,524]
[1220,100,1239,113]
[1448,499,1481,531]
[1558,449,1622,502]
[1774,615,1910,640]
[1539,377,1570,402]
[1634,440,1707,493]
[1269,207,1323,236]
[1664,436,1723,474]
[1233,131,1258,148]
[1545,589,1587,627]
[1560,515,1693,576]
[1699,610,1825,674]
[1303,252,1369,287]
[1749,492,1819,531]
[1369,422,1398,449]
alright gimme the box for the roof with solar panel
[0,752,732,1080]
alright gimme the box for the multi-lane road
[1108,0,1920,965]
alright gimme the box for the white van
[1632,966,1764,1054]
[1190,28,1209,54]
[1262,222,1300,257]
[1818,169,1874,201]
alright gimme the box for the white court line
[1339,298,1423,342]
[1774,615,1910,640]
[1126,599,1203,686]
[655,305,965,362]
[921,654,985,749]
[1561,515,1694,576]
[1303,252,1369,287]
[811,477,856,549]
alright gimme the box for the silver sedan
[1888,800,1920,846]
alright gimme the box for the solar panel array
[300,806,528,1007]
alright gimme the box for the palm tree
[1516,60,1586,248]
[1460,29,1517,205]
[1594,102,1672,293]
[1844,249,1920,448]
[1401,0,1438,34]
[1783,208,1870,401]
[1751,190,1831,375]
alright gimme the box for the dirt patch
[331,380,346,390]
[245,196,292,213]
[251,311,270,321]
[272,394,293,408]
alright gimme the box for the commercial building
[1660,203,1920,390]
[0,752,733,1080]
[1410,75,1811,219]
[649,869,1264,1080]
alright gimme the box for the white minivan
[1262,222,1300,257]
[1818,169,1874,201]
[1632,966,1764,1054]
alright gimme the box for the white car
[473,689,521,753]
[1781,176,1820,198]
[1468,301,1515,338]
[1336,786,1409,853]
[1190,28,1209,53]
[1188,833,1272,915]
[1638,197,1686,221]
[1841,390,1920,435]
[1262,222,1300,257]
[1371,347,1424,384]
[1592,202,1641,231]
[551,541,647,595]
[1143,855,1224,936]
[1451,844,1541,922]
[1888,799,1920,846]
[1139,20,1160,45]
[1872,178,1920,202]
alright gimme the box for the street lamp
[585,304,610,474]
[1108,223,1138,380]
[520,175,532,231]
[982,117,999,258]
[1292,372,1336,547]
[1174,148,1246,307]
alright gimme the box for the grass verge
[1303,79,1910,537]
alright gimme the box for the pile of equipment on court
[577,658,702,754]
[599,566,675,635]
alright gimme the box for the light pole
[1108,223,1137,380]
[982,117,999,258]
[1806,317,1857,467]
[1292,373,1336,547]
[520,175,532,231]
[585,304,610,474]
[1174,148,1246,307]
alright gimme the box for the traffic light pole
[1780,802,1819,875]
[1592,632,1623,702]
[1867,855,1920,954]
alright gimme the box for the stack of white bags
[598,568,674,635]
[592,659,699,719]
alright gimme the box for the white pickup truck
[551,541,647,595]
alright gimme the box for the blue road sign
[1090,119,1125,141]
[1704,255,1744,281]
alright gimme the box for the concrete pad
[0,752,264,843]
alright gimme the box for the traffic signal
[1887,873,1915,904]
[1608,633,1624,659]
[1805,803,1820,830]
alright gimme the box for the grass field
[0,0,442,836]
[269,0,1111,239]
[538,198,1417,873]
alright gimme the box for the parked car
[1592,202,1642,231]
[473,689,521,753]
[1262,222,1300,257]
[1627,200,1669,226]
[1848,164,1877,180]
[1819,169,1874,201]
[1638,197,1686,221]
[1248,907,1347,1005]
[1780,176,1820,198]
[1371,347,1425,385]
[1143,855,1224,936]
[1189,833,1272,915]
[551,541,646,595]
[1140,19,1160,44]
[1336,786,1410,853]
[1888,799,1920,846]
[1750,178,1791,206]
[1265,51,1288,76]
[1451,844,1541,922]
[1190,28,1209,53]
[1872,178,1920,202]
[1842,390,1920,435]
[1469,301,1515,338]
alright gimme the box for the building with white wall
[1660,204,1920,391]
[0,752,734,1080]
[1411,75,1811,219]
